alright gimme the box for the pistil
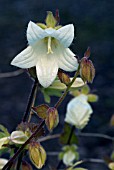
[47,37,53,54]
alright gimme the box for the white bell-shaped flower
[11,20,78,88]
[65,94,93,129]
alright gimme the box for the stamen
[47,37,53,54]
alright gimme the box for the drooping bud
[58,70,70,86]
[45,107,59,131]
[29,142,46,169]
[45,11,57,28]
[80,48,95,83]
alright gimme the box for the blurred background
[0,0,114,169]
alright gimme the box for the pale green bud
[29,142,46,169]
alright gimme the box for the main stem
[16,78,38,170]
[22,78,38,122]
[3,67,80,170]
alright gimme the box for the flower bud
[45,11,57,28]
[45,107,59,131]
[65,94,93,129]
[80,47,95,83]
[80,57,95,83]
[10,131,28,144]
[59,145,79,167]
[29,142,46,169]
[58,70,70,86]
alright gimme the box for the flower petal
[53,44,78,71]
[54,24,74,48]
[45,28,56,35]
[27,21,46,45]
[11,46,37,68]
[36,54,58,88]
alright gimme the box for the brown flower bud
[80,57,95,83]
[58,70,70,86]
[29,142,46,169]
[45,107,59,131]
[80,47,95,83]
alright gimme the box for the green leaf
[60,123,78,145]
[32,104,49,119]
[0,124,9,136]
[41,89,51,103]
[58,152,64,160]
[88,94,98,102]
[46,89,62,97]
[0,132,6,138]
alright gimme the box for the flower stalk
[55,66,80,109]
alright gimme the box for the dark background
[0,0,114,169]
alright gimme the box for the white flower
[11,21,78,88]
[63,150,76,166]
[65,94,93,129]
